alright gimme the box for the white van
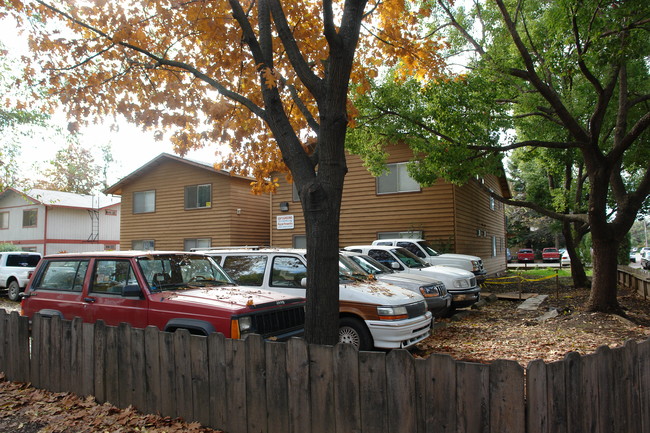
[204,248,432,351]
[372,238,486,282]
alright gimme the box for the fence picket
[50,315,62,392]
[131,328,146,412]
[526,359,548,433]
[490,359,525,432]
[173,329,193,421]
[638,339,650,433]
[143,326,161,415]
[358,350,387,433]
[286,338,310,433]
[456,361,489,433]
[93,321,107,403]
[386,350,417,433]
[308,344,335,433]
[69,318,84,396]
[424,353,457,433]
[190,334,210,427]
[266,341,289,433]
[334,343,361,433]
[81,322,94,396]
[207,332,227,430]
[117,322,133,408]
[245,334,268,433]
[546,360,567,433]
[225,338,247,433]
[159,331,176,417]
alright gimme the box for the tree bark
[586,235,622,313]
[562,221,590,289]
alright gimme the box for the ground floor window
[293,235,306,249]
[133,240,155,250]
[184,238,211,250]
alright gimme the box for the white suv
[344,245,480,311]
[0,251,42,301]
[204,248,433,351]
[372,239,486,282]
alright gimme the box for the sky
[0,17,220,189]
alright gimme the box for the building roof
[0,188,120,210]
[103,152,251,196]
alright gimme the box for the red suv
[20,251,305,340]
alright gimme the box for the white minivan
[204,248,432,351]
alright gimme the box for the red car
[517,248,535,263]
[20,251,305,340]
[542,247,561,263]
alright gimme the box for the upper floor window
[376,162,420,194]
[185,184,212,209]
[133,240,155,250]
[23,209,37,228]
[0,212,8,229]
[133,190,155,214]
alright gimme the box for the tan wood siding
[229,179,271,246]
[269,143,508,275]
[118,159,268,250]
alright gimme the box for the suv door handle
[83,297,96,303]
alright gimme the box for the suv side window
[368,250,403,270]
[34,260,89,292]
[92,260,139,294]
[6,254,41,267]
[270,256,306,288]
[396,242,425,258]
[222,255,267,286]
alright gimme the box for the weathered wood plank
[489,359,525,432]
[309,344,335,433]
[81,322,95,397]
[144,326,161,415]
[69,318,84,396]
[386,350,416,433]
[104,325,119,406]
[117,322,134,408]
[286,338,310,433]
[49,315,62,392]
[266,341,289,433]
[526,359,549,433]
[638,339,650,433]
[159,331,176,417]
[8,312,30,383]
[456,361,489,433]
[93,321,107,403]
[333,343,361,433]
[30,314,43,388]
[245,334,268,433]
[130,327,146,412]
[0,310,6,375]
[207,332,227,430]
[595,346,615,433]
[423,353,457,433]
[564,351,583,433]
[59,318,73,393]
[359,350,387,433]
[546,360,567,433]
[189,334,210,427]
[225,338,247,433]
[173,329,193,421]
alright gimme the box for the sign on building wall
[276,215,294,230]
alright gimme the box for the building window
[23,209,37,228]
[489,188,496,210]
[105,209,117,216]
[492,236,497,257]
[0,212,8,229]
[376,162,420,194]
[184,238,211,251]
[133,240,155,250]
[377,231,423,239]
[133,191,155,214]
[293,235,306,249]
[185,184,212,209]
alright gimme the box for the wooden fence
[0,310,649,433]
[618,265,650,301]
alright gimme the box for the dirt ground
[0,277,649,432]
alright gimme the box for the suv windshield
[393,248,429,269]
[137,254,233,291]
[417,241,440,257]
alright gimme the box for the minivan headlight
[377,306,408,320]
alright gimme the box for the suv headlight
[453,279,470,288]
[231,316,254,338]
[377,306,408,320]
[471,260,480,272]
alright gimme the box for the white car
[559,249,571,266]
[344,245,480,311]
[0,251,42,301]
[372,238,486,281]
[204,248,433,351]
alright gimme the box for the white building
[0,188,121,255]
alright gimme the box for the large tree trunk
[562,221,590,289]
[586,234,622,313]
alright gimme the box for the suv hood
[152,286,304,311]
[439,253,481,262]
[338,278,424,305]
[414,265,474,278]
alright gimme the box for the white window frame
[22,209,38,228]
[132,240,155,250]
[184,238,212,250]
[376,162,421,194]
[0,212,8,229]
[133,190,155,214]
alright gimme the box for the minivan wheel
[339,318,373,351]
[7,281,21,302]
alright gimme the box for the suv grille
[406,301,427,319]
[251,305,306,337]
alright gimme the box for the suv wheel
[7,281,21,302]
[339,317,373,351]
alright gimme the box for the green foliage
[618,233,632,265]
[34,141,104,194]
[0,243,20,252]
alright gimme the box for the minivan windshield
[137,254,233,291]
[338,254,372,282]
[346,254,392,275]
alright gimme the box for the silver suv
[0,251,42,301]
